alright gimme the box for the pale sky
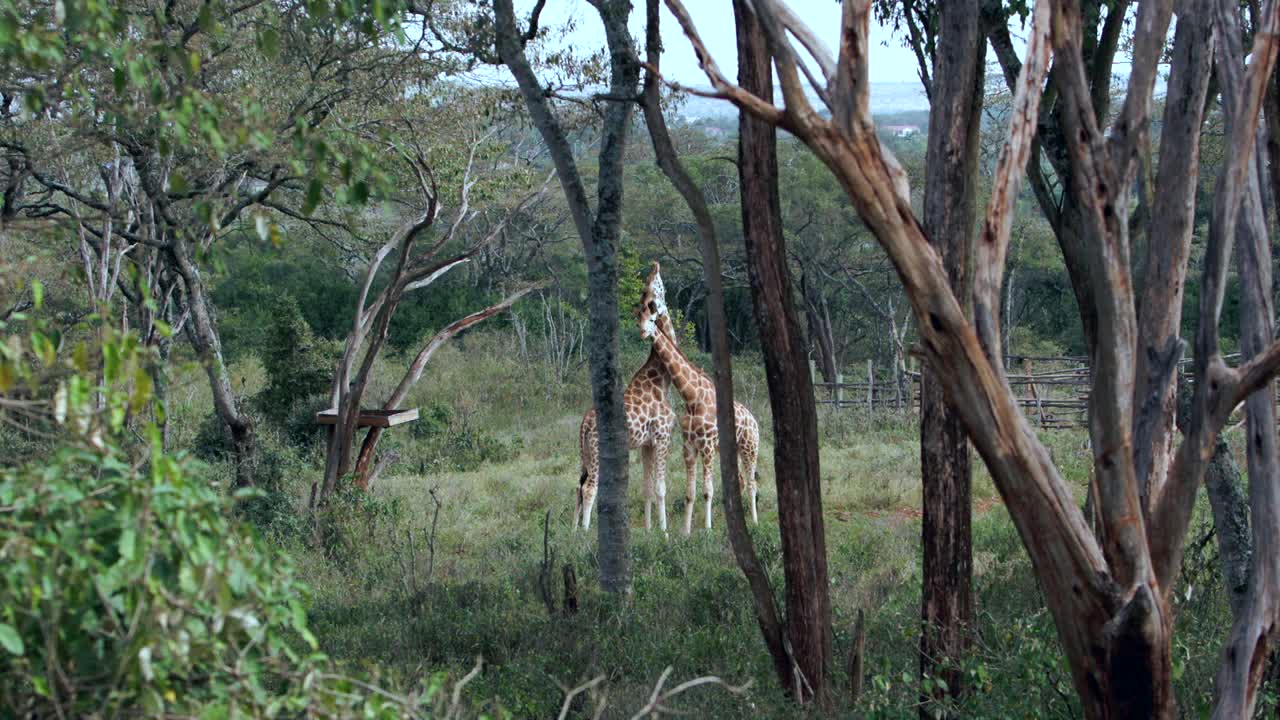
[524,0,929,86]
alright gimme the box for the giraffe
[575,265,679,532]
[636,265,761,535]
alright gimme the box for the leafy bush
[0,434,319,715]
[282,392,334,449]
[255,294,340,428]
[0,303,484,718]
[411,401,520,472]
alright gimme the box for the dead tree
[662,0,1280,716]
[316,141,543,505]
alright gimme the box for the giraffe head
[636,262,669,340]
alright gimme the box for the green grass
[166,332,1255,718]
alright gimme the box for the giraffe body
[575,264,680,533]
[679,400,761,532]
[641,302,762,535]
[574,350,675,532]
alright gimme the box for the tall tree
[487,0,640,592]
[664,0,1280,716]
[639,0,793,694]
[732,0,832,702]
[316,138,542,504]
[911,1,985,712]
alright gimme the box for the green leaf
[200,705,229,720]
[119,527,136,562]
[256,27,280,59]
[196,3,214,31]
[349,180,369,204]
[0,623,24,655]
[31,279,43,308]
[113,67,126,94]
[302,178,323,215]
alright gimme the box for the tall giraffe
[575,265,678,532]
[637,267,761,534]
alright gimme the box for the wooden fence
[813,353,1278,430]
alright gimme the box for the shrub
[0,431,307,715]
[255,294,340,428]
[411,401,519,472]
[0,309,477,718]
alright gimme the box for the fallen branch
[627,666,753,719]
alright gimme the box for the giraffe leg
[576,474,586,525]
[654,435,670,535]
[580,466,599,531]
[641,444,655,531]
[682,437,696,536]
[742,446,759,525]
[702,446,715,530]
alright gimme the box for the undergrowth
[156,329,1261,718]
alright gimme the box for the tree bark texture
[494,0,638,592]
[919,1,983,713]
[1211,6,1280,711]
[733,0,832,702]
[1133,2,1215,510]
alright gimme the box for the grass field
[177,331,1246,718]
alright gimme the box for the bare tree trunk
[733,0,831,702]
[349,287,536,486]
[1133,3,1215,509]
[801,270,838,383]
[664,0,1280,714]
[1175,378,1252,611]
[641,0,793,692]
[1208,435,1252,609]
[494,0,639,593]
[1212,13,1280,710]
[171,239,255,489]
[919,3,983,712]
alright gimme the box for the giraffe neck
[650,330,714,409]
[630,344,672,391]
[630,309,682,392]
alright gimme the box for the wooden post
[867,359,874,414]
[848,608,866,701]
[562,564,579,616]
[895,360,904,411]
[1023,358,1047,426]
[836,373,844,406]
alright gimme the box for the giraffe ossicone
[649,262,669,316]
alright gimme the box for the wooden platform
[315,408,419,428]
